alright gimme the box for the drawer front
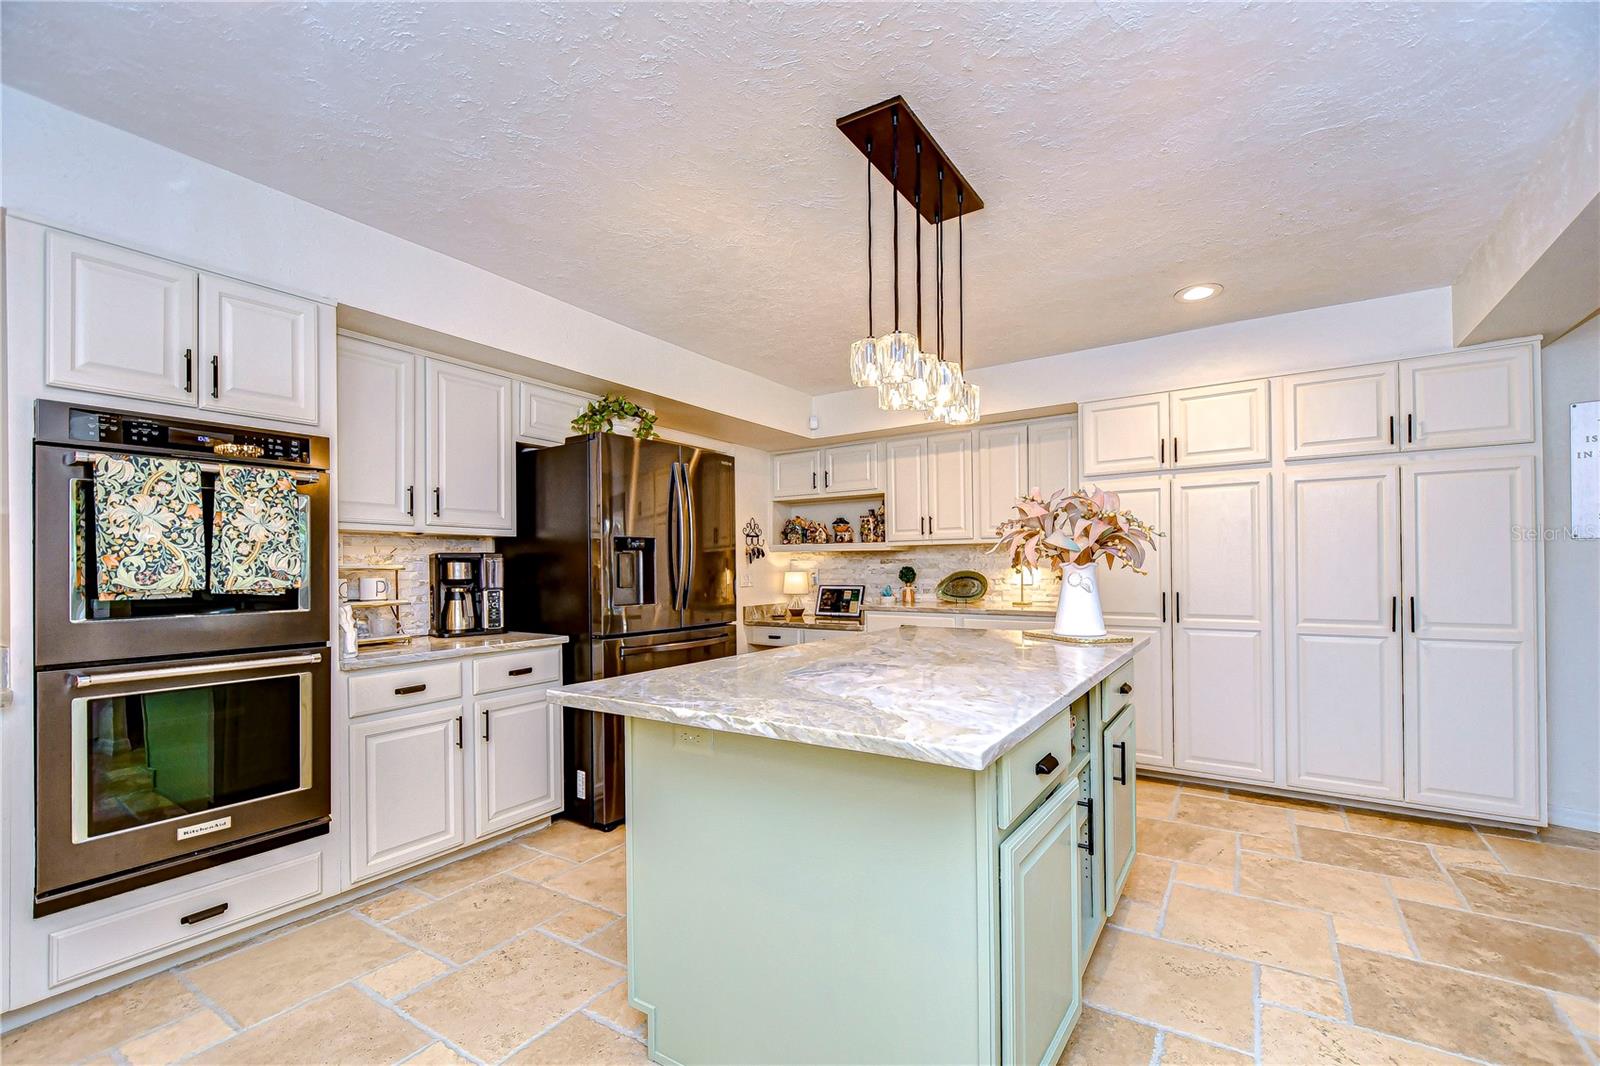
[349,661,462,718]
[49,853,323,987]
[472,646,562,695]
[997,701,1079,831]
[748,626,800,648]
[1101,661,1136,721]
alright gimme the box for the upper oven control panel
[43,402,325,469]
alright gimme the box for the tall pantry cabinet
[1081,339,1545,823]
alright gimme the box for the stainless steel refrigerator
[499,433,737,828]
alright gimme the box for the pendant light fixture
[837,96,983,423]
[942,185,980,426]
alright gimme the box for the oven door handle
[69,652,324,688]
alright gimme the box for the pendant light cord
[865,138,873,337]
[891,111,899,331]
[958,186,964,373]
[936,167,944,361]
[915,141,923,347]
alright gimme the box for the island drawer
[1100,661,1136,722]
[473,647,561,694]
[996,697,1082,831]
[748,626,800,648]
[349,660,462,718]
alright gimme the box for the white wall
[809,287,1454,438]
[0,89,813,437]
[1541,315,1600,831]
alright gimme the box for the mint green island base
[551,627,1143,1066]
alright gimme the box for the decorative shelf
[343,598,407,609]
[771,542,906,553]
[340,564,403,573]
[355,633,413,649]
[772,490,886,505]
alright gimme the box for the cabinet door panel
[425,359,514,532]
[1026,417,1078,497]
[199,273,319,424]
[884,438,928,541]
[1108,625,1172,768]
[1282,363,1398,460]
[927,432,976,540]
[773,450,821,498]
[475,692,561,838]
[1403,459,1538,818]
[1102,708,1137,910]
[1172,472,1273,783]
[351,705,465,882]
[1079,394,1168,477]
[1094,478,1170,627]
[337,339,417,529]
[516,380,586,445]
[1401,344,1535,451]
[1170,379,1270,469]
[45,230,197,406]
[823,442,879,494]
[976,425,1028,537]
[1000,782,1082,1066]
[1282,467,1402,799]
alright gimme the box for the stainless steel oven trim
[70,667,317,844]
[65,450,323,484]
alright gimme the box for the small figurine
[859,507,885,543]
[831,517,854,543]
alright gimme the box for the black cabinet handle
[433,487,442,517]
[812,471,817,489]
[210,354,220,399]
[1407,413,1414,443]
[1159,438,1165,464]
[1409,596,1416,633]
[395,683,426,696]
[1078,797,1095,854]
[180,902,228,926]
[1114,741,1128,784]
[1035,752,1060,776]
[183,348,193,393]
[455,715,464,748]
[1173,436,1179,461]
[483,711,491,742]
[406,485,415,516]
[508,666,533,677]
[824,470,830,488]
[1119,682,1133,695]
[1175,591,1181,624]
[1389,415,1395,445]
[1161,591,1167,623]
[1391,596,1398,633]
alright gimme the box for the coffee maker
[430,552,505,637]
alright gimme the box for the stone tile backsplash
[339,533,495,639]
[778,544,1061,603]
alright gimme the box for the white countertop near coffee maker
[339,631,567,671]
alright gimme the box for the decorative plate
[936,570,989,602]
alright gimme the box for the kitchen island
[550,625,1146,1066]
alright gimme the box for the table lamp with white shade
[782,570,811,619]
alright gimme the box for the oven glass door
[74,671,313,843]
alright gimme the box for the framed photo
[815,583,867,618]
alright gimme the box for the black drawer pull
[180,902,228,926]
[1035,753,1060,776]
[507,666,534,677]
[394,683,427,696]
[1119,682,1133,695]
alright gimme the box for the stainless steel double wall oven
[32,401,332,915]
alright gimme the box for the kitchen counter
[339,631,566,671]
[869,595,1058,618]
[551,625,1143,770]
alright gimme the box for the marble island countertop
[341,631,566,671]
[551,626,1145,771]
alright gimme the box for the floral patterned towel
[93,454,206,600]
[209,464,310,594]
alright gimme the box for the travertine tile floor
[5,781,1598,1065]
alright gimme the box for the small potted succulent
[897,564,917,606]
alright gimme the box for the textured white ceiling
[3,2,1595,393]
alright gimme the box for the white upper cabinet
[198,273,320,424]
[927,432,977,540]
[1282,466,1403,800]
[1026,417,1078,497]
[883,438,928,541]
[1400,344,1535,451]
[976,424,1028,537]
[425,359,515,532]
[823,441,881,494]
[1281,364,1399,460]
[1402,457,1539,820]
[773,450,822,498]
[1169,379,1270,469]
[516,380,587,445]
[1171,471,1274,784]
[1079,393,1169,478]
[45,230,198,406]
[337,337,418,529]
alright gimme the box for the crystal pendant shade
[877,331,921,384]
[849,336,882,387]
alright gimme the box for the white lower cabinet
[1101,706,1137,907]
[348,651,563,883]
[1000,778,1083,1066]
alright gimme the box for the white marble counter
[550,626,1145,770]
[341,631,566,671]
[868,596,1059,618]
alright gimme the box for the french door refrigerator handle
[682,461,697,612]
[665,463,681,612]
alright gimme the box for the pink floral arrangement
[989,487,1160,574]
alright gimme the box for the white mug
[358,577,390,601]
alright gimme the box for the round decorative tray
[936,570,989,602]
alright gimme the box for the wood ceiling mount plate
[837,95,983,225]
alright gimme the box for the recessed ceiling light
[1175,283,1223,303]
